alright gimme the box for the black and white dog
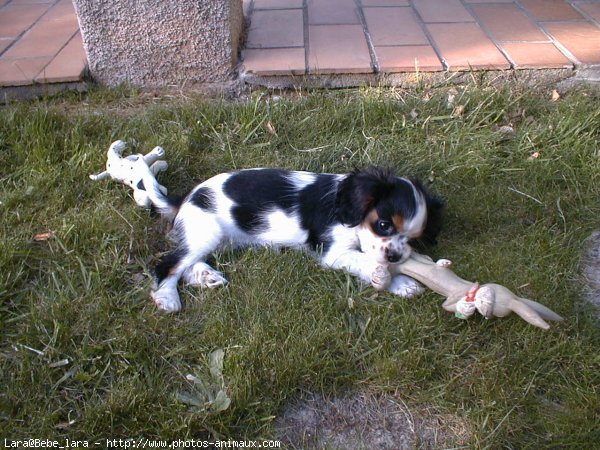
[142,167,443,312]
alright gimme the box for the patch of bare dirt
[582,231,600,319]
[273,391,471,449]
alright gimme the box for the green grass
[1,82,600,447]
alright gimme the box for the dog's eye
[376,220,393,233]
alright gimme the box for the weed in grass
[177,349,231,414]
[1,84,600,447]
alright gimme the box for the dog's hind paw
[387,275,425,298]
[151,286,182,313]
[183,262,228,288]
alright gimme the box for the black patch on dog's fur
[297,174,337,252]
[155,246,188,285]
[223,169,339,250]
[224,169,296,211]
[232,205,270,234]
[224,169,296,234]
[190,187,217,213]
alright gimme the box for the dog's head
[335,167,443,264]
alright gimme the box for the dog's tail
[139,159,181,220]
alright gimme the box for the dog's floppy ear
[422,193,445,245]
[412,179,445,247]
[335,167,395,226]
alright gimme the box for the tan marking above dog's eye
[363,210,378,229]
[392,214,405,232]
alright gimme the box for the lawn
[1,81,600,448]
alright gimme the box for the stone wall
[72,0,243,88]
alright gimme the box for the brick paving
[243,0,600,76]
[0,0,86,88]
[1,0,599,90]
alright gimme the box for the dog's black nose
[387,252,401,263]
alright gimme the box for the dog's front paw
[387,275,425,298]
[371,265,392,291]
[151,286,181,313]
[183,262,228,288]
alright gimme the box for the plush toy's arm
[380,253,563,329]
[149,160,168,176]
[89,171,110,181]
[89,140,128,181]
[143,146,166,166]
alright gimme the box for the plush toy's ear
[335,167,395,226]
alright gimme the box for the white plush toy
[90,140,168,208]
